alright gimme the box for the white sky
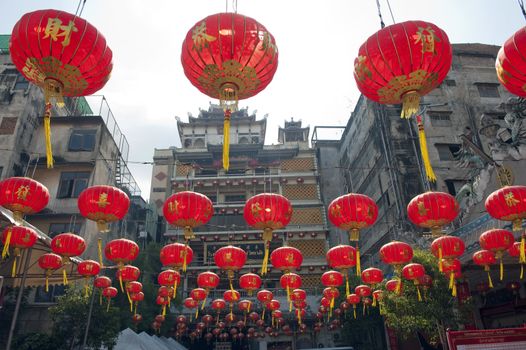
[1,0,525,200]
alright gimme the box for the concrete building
[150,105,335,348]
[0,34,148,335]
[314,43,526,336]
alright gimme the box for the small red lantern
[181,12,278,170]
[102,286,118,312]
[328,193,378,275]
[326,244,357,295]
[361,268,383,288]
[346,293,361,319]
[280,272,302,310]
[51,233,86,285]
[431,235,465,272]
[402,263,426,301]
[418,274,433,290]
[244,193,293,274]
[479,229,514,281]
[509,241,525,279]
[212,298,226,322]
[158,269,181,299]
[224,289,241,320]
[1,226,38,277]
[184,297,199,310]
[270,246,303,272]
[355,285,372,298]
[197,271,220,308]
[116,265,140,296]
[94,276,111,290]
[380,241,413,294]
[239,273,262,296]
[497,28,526,97]
[214,245,246,291]
[38,253,62,292]
[407,192,459,237]
[126,281,142,295]
[190,287,207,316]
[105,239,139,266]
[78,185,130,232]
[321,270,344,288]
[77,260,100,296]
[257,289,273,304]
[160,242,193,272]
[163,191,213,240]
[386,279,402,294]
[440,258,461,297]
[473,250,497,288]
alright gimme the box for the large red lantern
[239,273,262,296]
[77,260,100,296]
[380,241,413,293]
[160,242,193,272]
[402,263,426,301]
[10,10,112,167]
[0,177,49,224]
[94,275,111,290]
[163,191,213,240]
[244,193,293,274]
[214,245,246,291]
[473,250,497,288]
[328,193,378,274]
[479,229,514,281]
[105,238,139,266]
[158,269,181,299]
[430,235,465,272]
[51,233,86,285]
[181,12,278,170]
[38,253,62,292]
[353,21,452,180]
[485,186,526,263]
[326,244,357,295]
[78,186,130,232]
[1,226,38,277]
[497,28,526,97]
[407,192,459,237]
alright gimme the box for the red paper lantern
[418,274,433,289]
[184,297,199,309]
[473,250,497,288]
[407,192,459,237]
[270,246,303,272]
[386,279,402,293]
[321,270,344,288]
[78,185,130,233]
[105,238,139,266]
[497,28,526,97]
[102,286,118,311]
[361,267,383,286]
[238,300,252,312]
[355,285,372,298]
[224,290,241,320]
[0,177,49,224]
[257,289,273,305]
[191,288,207,307]
[486,186,526,231]
[402,263,426,301]
[431,235,465,272]
[126,281,142,295]
[212,299,226,310]
[346,293,361,319]
[379,241,413,268]
[163,191,213,240]
[77,260,100,296]
[198,271,220,290]
[181,12,278,170]
[1,226,38,277]
[132,314,143,323]
[266,299,280,311]
[244,193,293,274]
[326,244,357,295]
[116,265,140,283]
[291,289,307,302]
[158,269,181,299]
[328,193,378,275]
[239,273,262,296]
[51,233,86,260]
[94,276,111,289]
[280,273,302,308]
[479,228,514,281]
[38,253,62,292]
[214,245,246,290]
[10,10,112,167]
[160,242,193,272]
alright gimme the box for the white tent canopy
[113,328,187,350]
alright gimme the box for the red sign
[447,326,526,350]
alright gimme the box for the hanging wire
[519,0,526,21]
[75,0,87,17]
[375,0,386,28]
[385,0,396,24]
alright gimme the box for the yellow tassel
[127,290,133,312]
[248,301,251,314]
[500,258,504,281]
[2,227,11,259]
[356,246,361,276]
[134,302,138,315]
[195,307,199,319]
[97,238,103,267]
[487,270,493,289]
[452,283,457,297]
[298,311,302,325]
[99,290,102,305]
[96,221,109,233]
[521,235,525,264]
[163,305,166,317]
[43,102,54,168]
[84,282,89,298]
[416,286,422,301]
[63,268,68,285]
[106,298,111,312]
[289,300,292,313]
[287,284,290,303]
[11,255,17,278]
[449,272,455,290]
[401,91,420,119]
[345,274,350,297]
[222,110,231,170]
[183,241,188,272]
[45,275,49,293]
[173,281,178,298]
[261,230,272,276]
[330,297,334,317]
[262,308,265,320]
[119,272,124,292]
[417,115,436,182]
[438,247,443,272]
[379,302,383,315]
[395,279,402,295]
[244,312,247,324]
[514,219,523,232]
[363,302,366,316]
[521,264,524,280]
[353,305,356,319]
[201,294,207,310]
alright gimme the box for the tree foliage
[380,249,472,342]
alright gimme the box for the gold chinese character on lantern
[15,185,30,200]
[417,202,429,216]
[413,26,441,54]
[354,55,372,83]
[95,193,110,208]
[192,22,216,52]
[42,18,78,47]
[225,252,233,263]
[168,200,179,214]
[330,204,342,218]
[505,192,520,207]
[251,203,262,217]
[260,32,277,57]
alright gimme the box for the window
[435,143,461,161]
[57,172,90,198]
[225,168,246,176]
[444,79,456,87]
[193,138,205,148]
[428,112,452,127]
[255,168,267,175]
[183,139,192,147]
[224,194,246,203]
[152,187,165,192]
[34,285,65,303]
[251,136,259,144]
[476,83,500,98]
[68,129,97,151]
[49,222,82,238]
[207,194,217,203]
[13,75,29,91]
[444,179,465,196]
[197,169,218,177]
[238,136,249,144]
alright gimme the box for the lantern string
[519,0,526,21]
[375,0,386,28]
[385,0,396,24]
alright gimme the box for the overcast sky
[1,0,524,200]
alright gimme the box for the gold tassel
[449,272,455,290]
[372,294,377,307]
[401,91,420,119]
[521,264,524,280]
[514,219,523,232]
[244,312,247,324]
[119,271,124,292]
[11,255,17,278]
[106,298,111,312]
[183,241,188,272]
[379,302,383,315]
[486,268,494,289]
[395,279,402,295]
[416,286,422,301]
[222,110,231,170]
[97,237,103,267]
[63,268,68,285]
[45,275,49,293]
[43,102,54,168]
[298,311,302,325]
[99,290,102,305]
[330,297,334,317]
[96,221,109,233]
[521,234,525,264]
[345,273,350,297]
[2,227,11,259]
[201,294,207,310]
[500,258,504,281]
[261,228,272,276]
[362,302,366,316]
[356,245,361,276]
[195,307,199,319]
[173,281,178,298]
[452,283,457,297]
[416,115,436,182]
[438,247,443,272]
[134,302,138,315]
[183,226,195,240]
[262,308,265,320]
[353,305,357,319]
[127,290,133,312]
[163,305,166,317]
